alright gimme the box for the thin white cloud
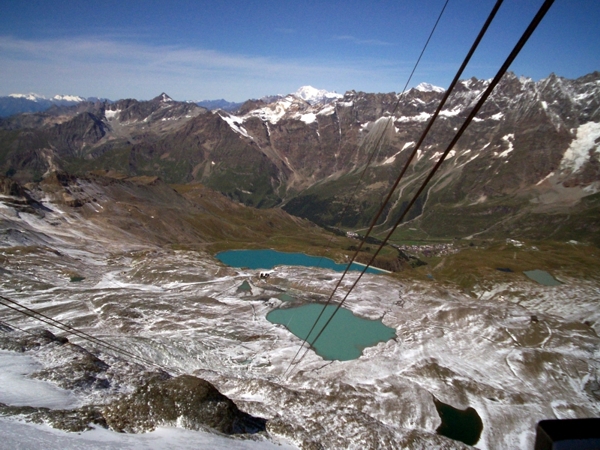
[333,35,395,46]
[0,35,421,101]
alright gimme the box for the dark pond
[434,398,483,446]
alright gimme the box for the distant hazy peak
[8,93,86,102]
[8,93,47,101]
[161,93,174,102]
[152,92,174,103]
[294,86,343,105]
[52,94,86,102]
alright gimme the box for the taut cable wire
[283,0,453,377]
[288,0,555,376]
[0,294,178,373]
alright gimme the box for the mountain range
[1,72,599,245]
[0,93,106,117]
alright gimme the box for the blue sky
[0,0,598,101]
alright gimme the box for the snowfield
[0,351,83,409]
[0,418,293,450]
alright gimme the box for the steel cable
[305,0,451,274]
[282,0,453,376]
[0,294,179,374]
[287,0,555,375]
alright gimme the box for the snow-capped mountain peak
[8,93,86,103]
[1,93,90,117]
[8,93,47,102]
[52,94,85,102]
[414,82,445,93]
[294,86,343,105]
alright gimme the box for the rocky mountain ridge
[1,72,599,243]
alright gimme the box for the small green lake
[216,249,386,274]
[267,303,396,361]
[524,269,562,286]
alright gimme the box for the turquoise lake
[524,269,562,286]
[216,249,385,274]
[267,303,396,361]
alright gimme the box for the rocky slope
[1,74,599,242]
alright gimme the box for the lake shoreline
[216,249,388,274]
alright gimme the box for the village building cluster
[391,243,460,258]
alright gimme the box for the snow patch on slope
[317,104,336,116]
[498,134,515,158]
[297,113,317,124]
[382,142,415,165]
[395,112,432,123]
[220,114,252,138]
[439,106,462,117]
[104,109,121,120]
[159,93,174,103]
[536,171,555,185]
[245,98,293,124]
[429,150,456,161]
[560,121,600,172]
